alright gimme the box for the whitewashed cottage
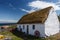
[17,6,59,37]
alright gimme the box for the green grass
[0,31,23,40]
[9,25,17,29]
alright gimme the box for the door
[27,25,29,34]
[20,28,22,32]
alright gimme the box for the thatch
[17,6,53,24]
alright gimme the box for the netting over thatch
[17,6,53,24]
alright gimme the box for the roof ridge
[28,6,53,14]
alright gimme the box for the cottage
[17,6,59,37]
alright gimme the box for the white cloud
[20,0,60,13]
[28,0,60,10]
[56,0,60,5]
[0,20,18,23]
[9,3,13,7]
[20,8,36,13]
[21,8,29,13]
[9,3,16,9]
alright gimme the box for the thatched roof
[17,6,53,24]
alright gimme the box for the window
[33,25,35,30]
[23,25,25,29]
[19,25,21,28]
[27,25,29,34]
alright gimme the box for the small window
[19,25,21,28]
[33,25,35,30]
[23,25,25,29]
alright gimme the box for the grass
[0,30,23,40]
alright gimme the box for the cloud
[20,8,29,13]
[9,3,13,7]
[0,20,18,23]
[9,3,16,9]
[28,0,60,10]
[20,8,36,13]
[20,0,60,13]
[56,0,60,5]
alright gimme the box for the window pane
[23,25,25,29]
[19,25,21,28]
[33,25,35,30]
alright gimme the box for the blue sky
[0,0,60,23]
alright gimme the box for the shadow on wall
[59,24,60,32]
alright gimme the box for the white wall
[17,24,45,37]
[45,8,59,36]
[28,24,45,37]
